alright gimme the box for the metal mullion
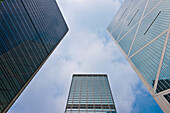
[38,2,54,49]
[119,8,128,21]
[102,77,111,112]
[71,79,77,113]
[97,76,103,113]
[78,80,82,113]
[18,42,40,68]
[10,47,34,80]
[21,0,49,53]
[1,4,37,71]
[144,11,161,35]
[92,79,95,113]
[32,0,54,51]
[3,43,30,84]
[0,40,24,87]
[129,30,168,58]
[157,80,169,93]
[16,1,46,60]
[128,0,150,57]
[1,71,32,79]
[127,9,139,27]
[144,44,163,66]
[5,1,30,45]
[0,78,12,103]
[0,42,21,90]
[86,77,88,113]
[132,53,156,83]
[0,6,20,54]
[7,43,32,81]
[31,0,52,47]
[1,29,25,80]
[0,100,4,112]
[146,46,163,63]
[4,52,25,86]
[10,1,42,65]
[0,59,18,95]
[135,51,157,78]
[136,42,162,70]
[160,66,169,78]
[1,50,24,86]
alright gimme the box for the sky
[8,0,163,113]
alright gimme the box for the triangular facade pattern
[130,1,170,56]
[143,0,161,16]
[158,34,170,93]
[107,0,170,112]
[118,25,138,55]
[130,33,166,87]
[118,0,147,40]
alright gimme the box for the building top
[73,74,107,77]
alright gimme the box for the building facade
[107,0,170,112]
[0,0,68,112]
[65,74,117,113]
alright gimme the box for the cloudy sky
[8,0,163,113]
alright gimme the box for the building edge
[64,74,74,113]
[2,30,68,113]
[106,75,117,112]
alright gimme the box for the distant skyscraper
[107,0,170,112]
[0,0,68,112]
[65,74,117,113]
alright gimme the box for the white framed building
[107,0,170,112]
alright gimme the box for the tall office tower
[65,74,117,113]
[107,0,170,112]
[0,0,68,112]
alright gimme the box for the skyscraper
[107,0,170,112]
[65,74,117,113]
[0,0,68,112]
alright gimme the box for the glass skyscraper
[107,0,170,112]
[0,0,68,112]
[65,74,117,113]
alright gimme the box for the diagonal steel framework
[107,0,170,112]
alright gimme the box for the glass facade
[65,74,117,113]
[107,0,170,112]
[0,0,68,112]
[164,93,170,104]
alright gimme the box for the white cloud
[8,31,139,113]
[58,0,121,31]
[8,0,141,113]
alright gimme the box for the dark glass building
[65,74,117,113]
[107,0,170,112]
[0,0,68,112]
